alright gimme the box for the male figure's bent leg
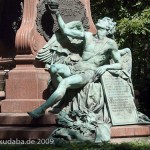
[28,74,89,118]
[50,64,71,88]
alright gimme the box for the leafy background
[90,0,150,116]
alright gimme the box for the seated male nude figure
[28,10,122,118]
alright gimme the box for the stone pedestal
[1,0,96,113]
[0,0,150,142]
[1,67,50,113]
[1,0,47,112]
[0,71,5,100]
[0,59,15,100]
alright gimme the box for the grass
[0,139,150,150]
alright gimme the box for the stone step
[111,137,150,143]
[0,126,56,140]
[0,125,149,140]
[1,99,46,113]
[112,125,150,138]
[0,112,56,126]
[0,113,149,140]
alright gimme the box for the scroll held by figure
[28,0,150,144]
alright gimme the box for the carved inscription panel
[37,0,89,41]
[101,71,138,125]
[58,0,85,21]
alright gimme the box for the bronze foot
[27,108,45,118]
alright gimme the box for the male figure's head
[96,17,116,39]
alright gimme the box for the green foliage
[116,8,150,91]
[91,0,150,114]
[0,141,150,150]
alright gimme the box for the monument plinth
[0,0,149,143]
[1,0,96,112]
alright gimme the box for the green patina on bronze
[28,0,150,144]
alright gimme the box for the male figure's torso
[74,33,111,71]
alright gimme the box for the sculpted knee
[55,90,64,100]
[59,79,69,88]
[50,64,57,73]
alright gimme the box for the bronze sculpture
[28,8,122,119]
[28,0,150,143]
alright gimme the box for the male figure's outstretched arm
[55,11,85,39]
